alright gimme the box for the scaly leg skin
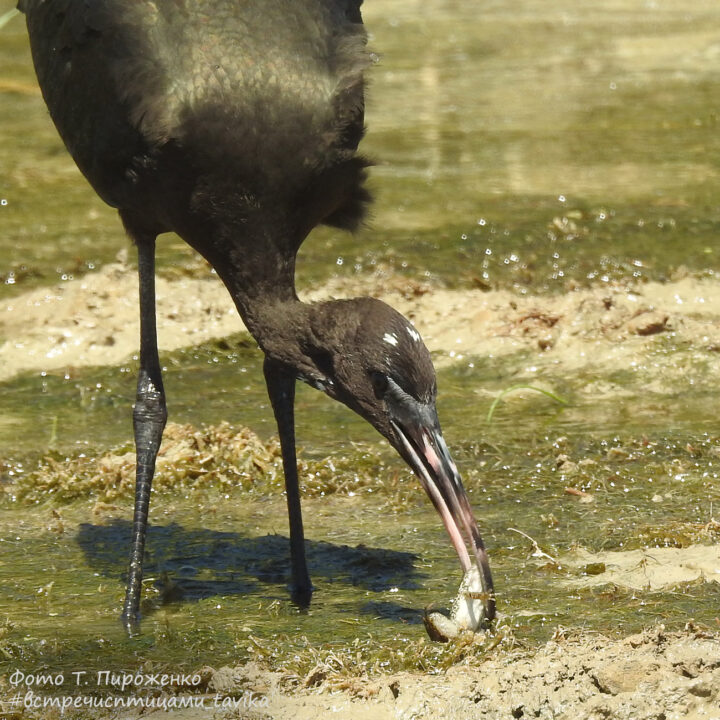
[121,232,167,633]
[264,358,313,606]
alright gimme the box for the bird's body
[20,0,495,632]
[22,0,369,302]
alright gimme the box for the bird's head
[301,297,495,622]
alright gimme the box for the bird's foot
[289,580,314,609]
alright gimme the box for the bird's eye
[369,371,389,397]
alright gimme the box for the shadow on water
[76,520,424,613]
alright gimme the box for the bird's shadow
[77,520,428,624]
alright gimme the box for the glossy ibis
[19,0,495,632]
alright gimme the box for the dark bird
[18,0,495,631]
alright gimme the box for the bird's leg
[263,358,312,606]
[121,234,167,632]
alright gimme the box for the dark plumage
[19,0,495,631]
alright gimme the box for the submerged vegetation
[6,421,421,506]
[1,416,719,685]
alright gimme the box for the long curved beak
[391,406,495,623]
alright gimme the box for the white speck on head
[406,325,421,342]
[383,332,399,346]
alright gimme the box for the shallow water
[2,0,719,292]
[2,429,719,680]
[2,336,720,678]
[2,0,720,688]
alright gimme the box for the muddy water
[2,0,720,685]
[2,0,719,291]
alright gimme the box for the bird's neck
[182,220,319,375]
[221,273,316,373]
